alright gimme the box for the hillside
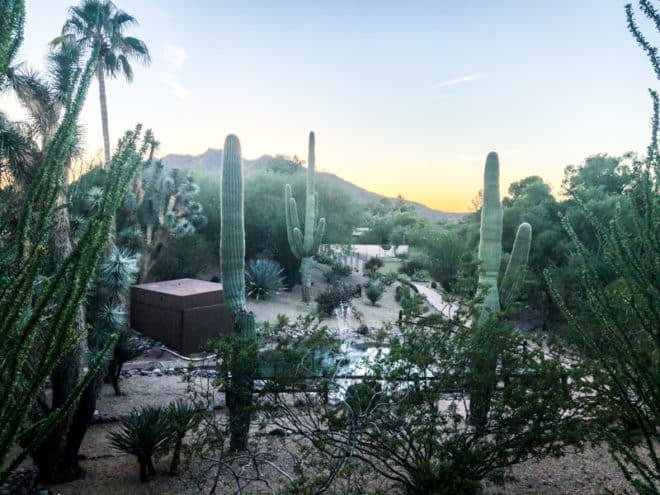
[161,149,465,223]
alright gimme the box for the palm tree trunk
[97,67,111,167]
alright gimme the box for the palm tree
[52,0,150,166]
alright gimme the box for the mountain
[161,149,465,222]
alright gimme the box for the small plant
[365,283,384,306]
[245,258,285,300]
[315,281,357,316]
[379,272,397,286]
[108,405,171,482]
[314,252,335,265]
[275,313,290,331]
[399,252,431,277]
[324,261,352,284]
[364,257,384,272]
[108,329,142,396]
[166,400,201,475]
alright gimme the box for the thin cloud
[162,44,189,99]
[163,75,189,99]
[432,74,485,89]
[164,44,188,71]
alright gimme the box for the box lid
[130,278,224,309]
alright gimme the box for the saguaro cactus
[471,151,533,430]
[285,131,326,302]
[220,134,256,451]
[477,152,532,317]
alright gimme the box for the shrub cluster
[315,280,359,316]
[324,261,352,284]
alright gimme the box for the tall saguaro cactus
[471,151,533,431]
[285,131,326,302]
[478,152,504,314]
[477,152,532,317]
[220,134,256,451]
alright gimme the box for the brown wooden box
[130,278,234,355]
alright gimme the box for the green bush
[364,257,384,272]
[365,283,384,306]
[399,252,431,277]
[324,261,352,284]
[315,281,358,316]
[245,258,285,300]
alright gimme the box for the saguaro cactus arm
[500,222,532,310]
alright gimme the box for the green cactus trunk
[478,152,503,316]
[500,222,532,309]
[220,135,256,451]
[221,135,247,315]
[285,131,326,303]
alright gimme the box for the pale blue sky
[2,0,657,211]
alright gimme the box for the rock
[146,346,163,359]
[139,370,151,376]
[268,428,287,437]
[356,324,369,336]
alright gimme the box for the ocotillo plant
[220,134,256,451]
[285,131,326,302]
[477,152,532,317]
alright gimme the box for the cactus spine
[220,135,256,451]
[285,131,326,302]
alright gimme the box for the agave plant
[245,258,285,300]
[108,405,170,482]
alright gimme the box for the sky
[2,0,658,212]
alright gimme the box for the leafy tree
[52,0,150,164]
[546,3,660,491]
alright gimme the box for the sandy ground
[40,373,632,495]
[246,261,403,330]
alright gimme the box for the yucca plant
[108,405,170,482]
[166,399,201,475]
[245,258,285,300]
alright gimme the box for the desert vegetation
[0,1,658,494]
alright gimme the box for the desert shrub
[365,283,384,306]
[262,312,586,495]
[316,281,358,316]
[364,257,384,272]
[314,252,335,265]
[245,258,285,300]
[324,261,352,284]
[399,252,431,276]
[379,272,398,286]
[108,405,171,482]
[399,284,427,323]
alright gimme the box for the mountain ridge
[161,148,465,222]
